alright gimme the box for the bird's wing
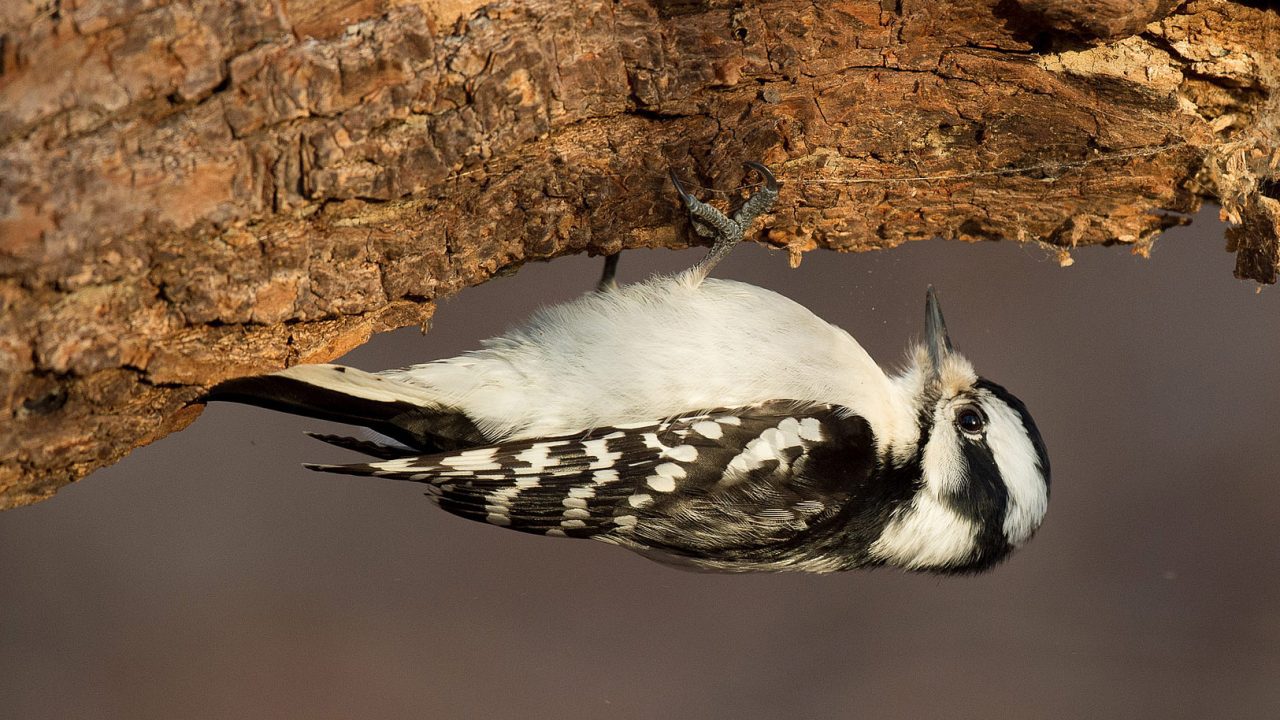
[307,400,881,566]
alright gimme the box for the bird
[204,161,1049,574]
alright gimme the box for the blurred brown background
[2,209,1278,719]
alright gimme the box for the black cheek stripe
[975,378,1050,489]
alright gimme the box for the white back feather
[380,274,914,451]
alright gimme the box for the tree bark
[1,0,1277,509]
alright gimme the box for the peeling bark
[1012,0,1183,41]
[1,0,1278,509]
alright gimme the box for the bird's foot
[671,161,779,280]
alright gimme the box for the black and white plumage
[205,162,1049,574]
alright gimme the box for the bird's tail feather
[304,432,418,460]
[203,364,486,453]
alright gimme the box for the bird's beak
[924,286,954,380]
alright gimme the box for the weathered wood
[1,0,1277,509]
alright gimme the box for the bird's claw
[670,160,779,280]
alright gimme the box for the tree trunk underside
[1,0,1277,508]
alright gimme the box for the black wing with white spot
[308,401,884,571]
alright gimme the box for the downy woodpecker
[205,162,1049,573]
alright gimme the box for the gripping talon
[671,161,780,283]
[743,161,779,193]
[670,168,733,241]
[731,162,780,230]
[669,170,696,207]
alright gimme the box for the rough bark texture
[1012,0,1184,41]
[1,0,1278,509]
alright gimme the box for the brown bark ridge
[1,0,1277,509]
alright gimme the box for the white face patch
[910,375,1048,555]
[921,408,967,496]
[870,496,977,569]
[977,391,1049,545]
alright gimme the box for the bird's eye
[956,406,986,435]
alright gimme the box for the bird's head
[875,288,1050,573]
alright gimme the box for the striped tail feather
[304,432,418,460]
